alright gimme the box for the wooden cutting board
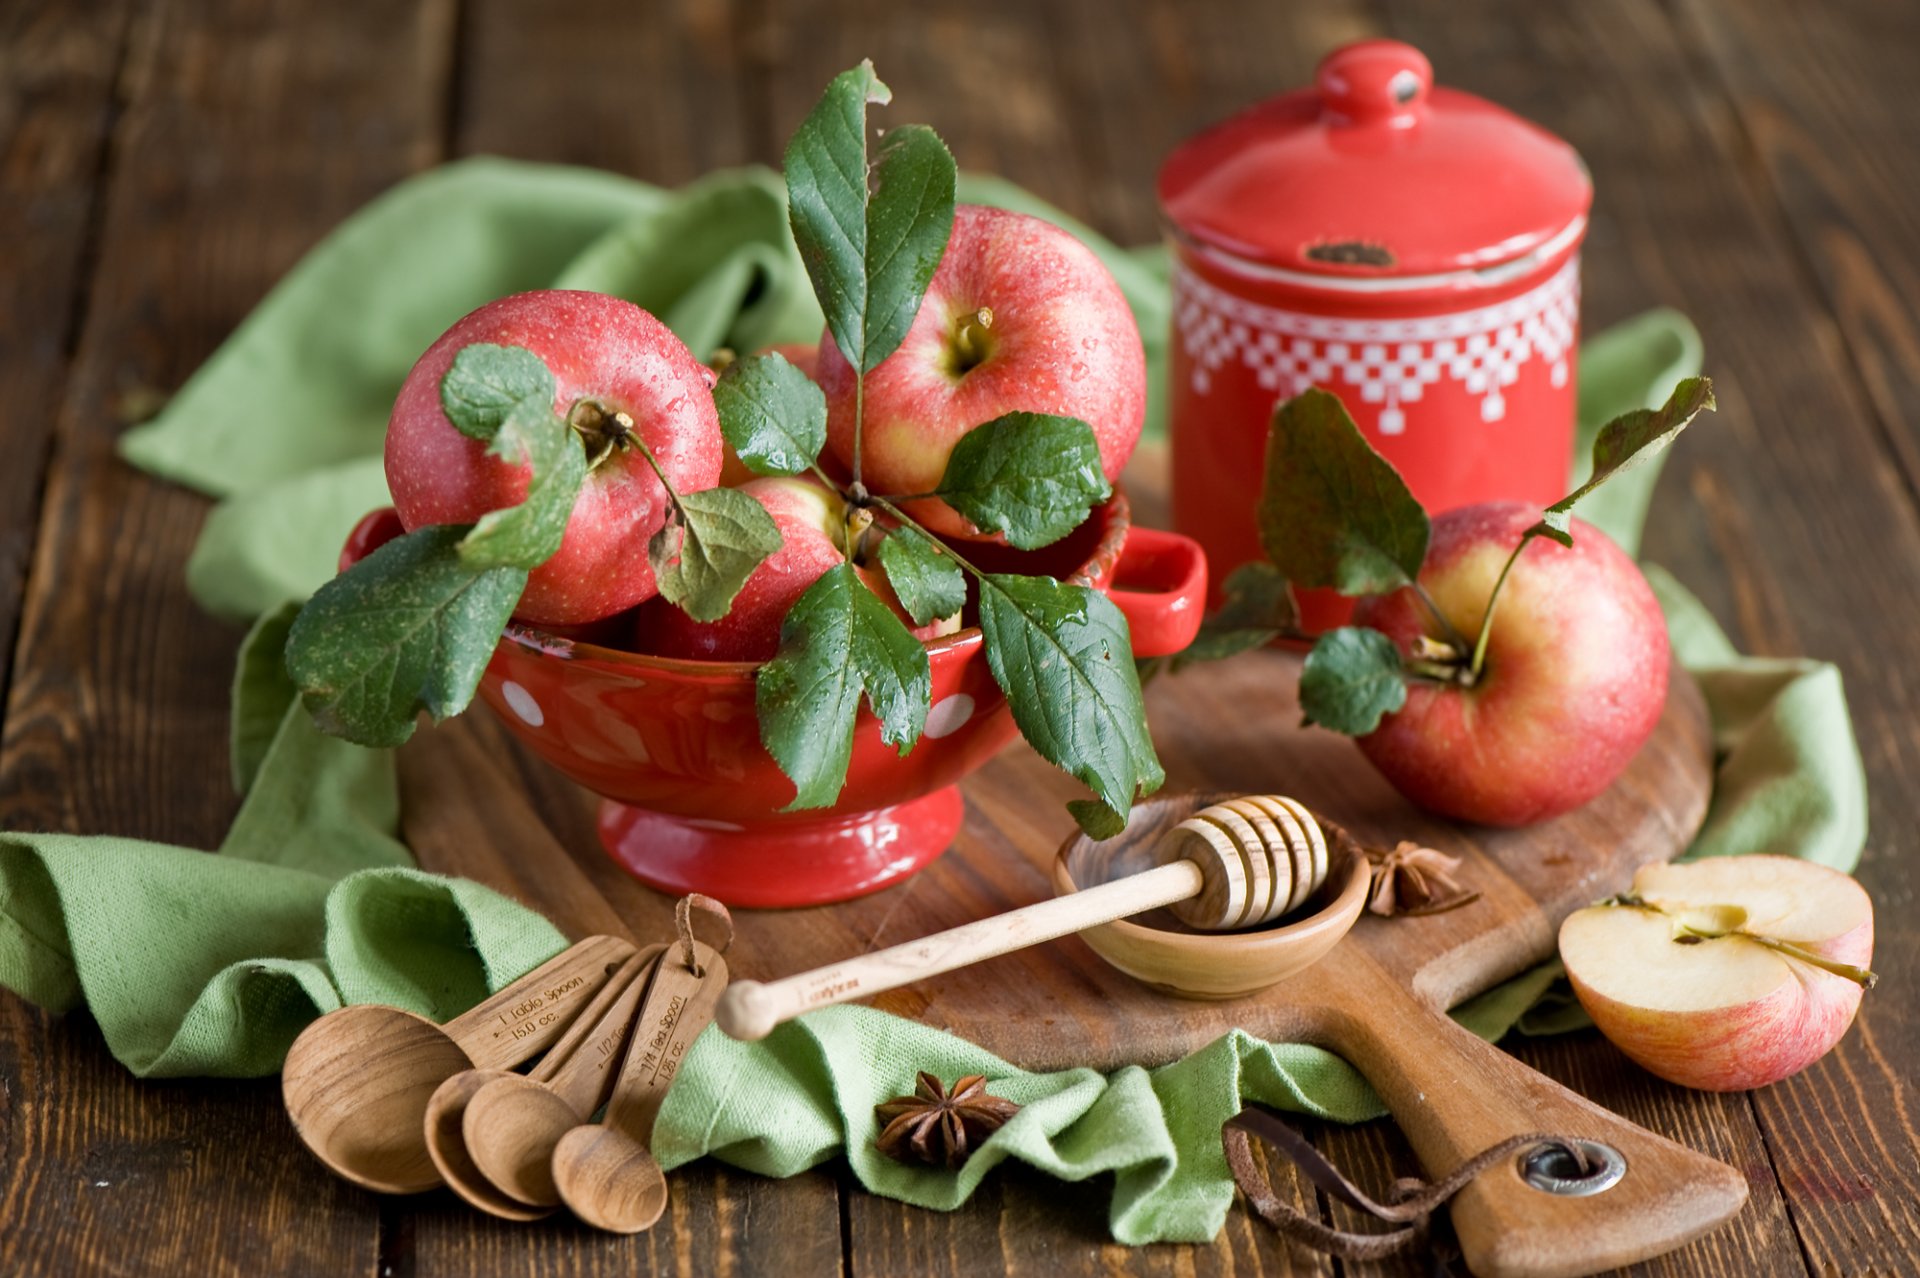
[399,597,1737,1278]
[406,643,1712,1065]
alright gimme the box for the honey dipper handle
[716,860,1206,1039]
[1306,954,1749,1278]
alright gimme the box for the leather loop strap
[674,893,735,975]
[1223,1107,1592,1264]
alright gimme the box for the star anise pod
[1366,841,1480,917]
[874,1072,1021,1169]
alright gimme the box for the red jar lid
[1158,40,1591,290]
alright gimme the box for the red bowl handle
[339,506,405,572]
[1107,526,1208,658]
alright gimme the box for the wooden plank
[1665,6,1920,1264]
[400,1160,844,1278]
[0,0,453,1274]
[399,3,849,1273]
[454,0,756,181]
[1046,0,1380,244]
[845,1156,1328,1278]
[1327,0,1920,1272]
[1678,0,1920,496]
[746,0,1102,210]
[0,0,129,711]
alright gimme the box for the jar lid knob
[1316,39,1432,127]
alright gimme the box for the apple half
[1559,856,1875,1092]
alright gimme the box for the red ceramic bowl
[342,493,1206,908]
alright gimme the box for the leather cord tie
[1222,1107,1593,1264]
[674,893,735,976]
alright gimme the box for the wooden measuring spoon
[281,933,634,1194]
[553,936,730,1233]
[716,796,1335,1040]
[460,941,663,1208]
[425,946,659,1219]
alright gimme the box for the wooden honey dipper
[716,795,1335,1040]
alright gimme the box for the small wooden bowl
[1051,792,1370,999]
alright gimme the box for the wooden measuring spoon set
[281,902,732,1234]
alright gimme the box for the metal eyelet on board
[1517,1140,1627,1197]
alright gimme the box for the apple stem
[843,505,876,562]
[1746,932,1879,988]
[625,430,687,526]
[1609,895,1879,989]
[1410,582,1471,656]
[810,462,844,498]
[872,495,986,581]
[1405,658,1466,684]
[1466,529,1542,683]
[567,400,639,474]
[951,307,994,372]
[852,375,866,489]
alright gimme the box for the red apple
[816,204,1146,540]
[1559,856,1875,1091]
[1351,501,1669,826]
[385,289,722,627]
[637,477,960,662]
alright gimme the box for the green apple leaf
[859,123,957,372]
[458,398,588,570]
[1257,388,1429,596]
[1173,561,1301,670]
[649,485,785,623]
[876,524,966,626]
[758,562,932,809]
[1298,626,1407,736]
[977,573,1162,838]
[713,351,829,477]
[1533,376,1716,547]
[285,525,528,748]
[785,61,957,375]
[934,412,1112,549]
[439,343,556,442]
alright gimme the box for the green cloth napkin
[0,606,570,1077]
[0,159,1867,1244]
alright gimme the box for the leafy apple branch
[734,60,1160,837]
[1170,380,1717,739]
[284,343,776,744]
[285,59,1165,839]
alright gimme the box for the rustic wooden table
[3,1,1917,1274]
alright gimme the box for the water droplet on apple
[1070,362,1090,383]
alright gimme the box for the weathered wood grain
[455,0,756,182]
[0,0,130,713]
[1668,4,1920,1272]
[0,0,452,1274]
[745,0,1102,210]
[846,1156,1332,1278]
[1360,1,1920,1273]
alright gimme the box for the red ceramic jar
[1159,39,1591,629]
[340,498,1205,909]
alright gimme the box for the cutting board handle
[1308,955,1749,1278]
